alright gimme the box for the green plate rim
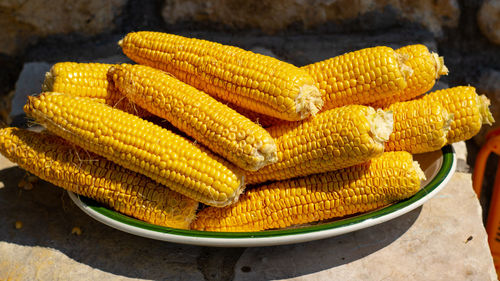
[77,145,455,239]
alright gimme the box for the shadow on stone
[0,166,205,280]
[233,206,421,280]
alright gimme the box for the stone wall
[0,0,499,208]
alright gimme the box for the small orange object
[14,221,23,229]
[472,127,500,273]
[71,227,82,235]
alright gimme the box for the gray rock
[92,55,132,64]
[0,0,127,55]
[453,141,470,173]
[162,0,460,36]
[478,0,500,45]
[249,46,278,59]
[10,62,51,118]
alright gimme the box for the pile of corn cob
[0,32,495,232]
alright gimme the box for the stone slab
[11,62,51,118]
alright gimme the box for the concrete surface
[0,151,496,280]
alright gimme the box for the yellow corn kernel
[225,102,291,128]
[119,31,323,121]
[422,86,494,143]
[371,44,449,107]
[191,151,424,232]
[385,98,453,154]
[110,64,277,171]
[301,46,412,110]
[42,62,148,116]
[245,105,393,184]
[0,127,198,229]
[71,227,83,235]
[23,93,245,207]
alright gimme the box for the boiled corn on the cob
[191,151,424,232]
[301,46,411,110]
[370,44,448,108]
[24,92,245,207]
[0,127,198,229]
[245,105,393,184]
[422,86,494,143]
[42,62,147,116]
[385,98,453,154]
[110,64,277,171]
[119,31,323,121]
[224,102,290,128]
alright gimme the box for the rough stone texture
[478,0,500,45]
[453,141,470,173]
[0,153,496,280]
[161,0,460,36]
[233,173,496,281]
[11,62,51,118]
[0,0,127,55]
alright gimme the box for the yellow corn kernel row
[245,105,393,184]
[191,151,424,232]
[370,44,448,108]
[301,46,412,110]
[385,98,453,154]
[110,64,277,171]
[23,92,245,207]
[0,127,198,229]
[42,62,149,116]
[119,31,323,121]
[224,102,291,128]
[422,86,494,144]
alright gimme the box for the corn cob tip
[295,84,323,118]
[251,142,278,171]
[213,175,247,207]
[118,39,123,47]
[431,52,449,77]
[368,108,394,144]
[42,71,54,92]
[396,52,414,81]
[479,94,495,125]
[413,160,427,182]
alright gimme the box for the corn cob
[0,127,198,229]
[191,151,424,232]
[224,102,291,128]
[42,62,148,116]
[245,105,393,184]
[301,46,412,110]
[24,92,245,207]
[385,98,453,154]
[421,86,494,143]
[370,44,448,108]
[118,31,323,121]
[110,64,277,171]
